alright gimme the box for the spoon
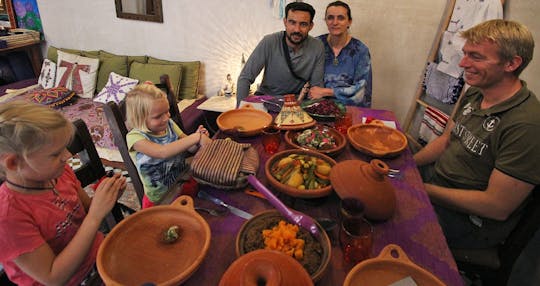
[247,175,320,238]
[195,206,229,217]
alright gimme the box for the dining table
[184,106,464,286]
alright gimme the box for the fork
[247,175,320,238]
[387,168,403,179]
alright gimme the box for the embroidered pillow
[37,59,56,89]
[55,50,99,99]
[94,72,139,104]
[31,86,77,109]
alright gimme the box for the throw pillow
[37,59,56,89]
[46,46,82,63]
[80,50,130,93]
[94,72,139,104]
[55,50,100,99]
[31,86,77,109]
[128,62,182,96]
[148,57,200,100]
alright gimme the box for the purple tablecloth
[185,107,463,286]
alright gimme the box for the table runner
[184,107,463,286]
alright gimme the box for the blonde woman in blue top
[309,1,372,107]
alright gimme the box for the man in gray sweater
[236,2,324,106]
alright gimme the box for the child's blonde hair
[125,82,168,132]
[0,101,74,178]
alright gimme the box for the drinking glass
[339,216,373,265]
[340,197,365,220]
[335,112,352,135]
[261,126,281,154]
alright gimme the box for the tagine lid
[274,94,315,129]
[330,159,396,221]
[219,249,313,286]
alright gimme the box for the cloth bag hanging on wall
[422,62,464,104]
[418,105,449,146]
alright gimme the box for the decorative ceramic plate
[276,120,316,131]
[235,210,331,282]
[217,108,273,137]
[97,196,211,286]
[284,125,346,157]
[347,123,407,157]
[300,99,346,120]
[344,244,445,286]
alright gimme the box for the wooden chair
[103,74,184,204]
[68,119,135,228]
[452,185,540,285]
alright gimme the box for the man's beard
[286,32,306,45]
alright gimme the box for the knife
[198,191,253,220]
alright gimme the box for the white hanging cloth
[437,0,503,78]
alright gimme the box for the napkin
[361,117,397,129]
[197,95,237,112]
[238,100,268,112]
[388,276,418,286]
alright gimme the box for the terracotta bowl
[217,108,273,137]
[347,123,408,158]
[235,210,331,283]
[97,196,211,286]
[284,125,346,157]
[344,244,445,286]
[265,149,336,198]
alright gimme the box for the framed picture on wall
[12,0,43,36]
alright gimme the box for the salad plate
[284,125,346,157]
[300,99,346,121]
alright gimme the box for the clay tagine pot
[329,159,396,221]
[219,249,313,286]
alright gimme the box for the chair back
[454,185,540,285]
[156,74,184,131]
[103,74,182,205]
[69,119,133,227]
[497,185,540,281]
[68,119,106,186]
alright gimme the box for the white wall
[36,0,539,124]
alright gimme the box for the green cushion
[81,50,100,58]
[92,51,129,92]
[99,50,147,70]
[148,57,200,100]
[127,55,148,67]
[46,46,82,63]
[128,62,183,98]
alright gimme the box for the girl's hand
[196,125,209,136]
[87,173,126,221]
[199,133,212,147]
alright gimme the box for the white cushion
[94,72,139,104]
[55,50,99,98]
[37,59,56,89]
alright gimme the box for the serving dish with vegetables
[284,125,346,157]
[264,149,336,198]
[235,210,331,282]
